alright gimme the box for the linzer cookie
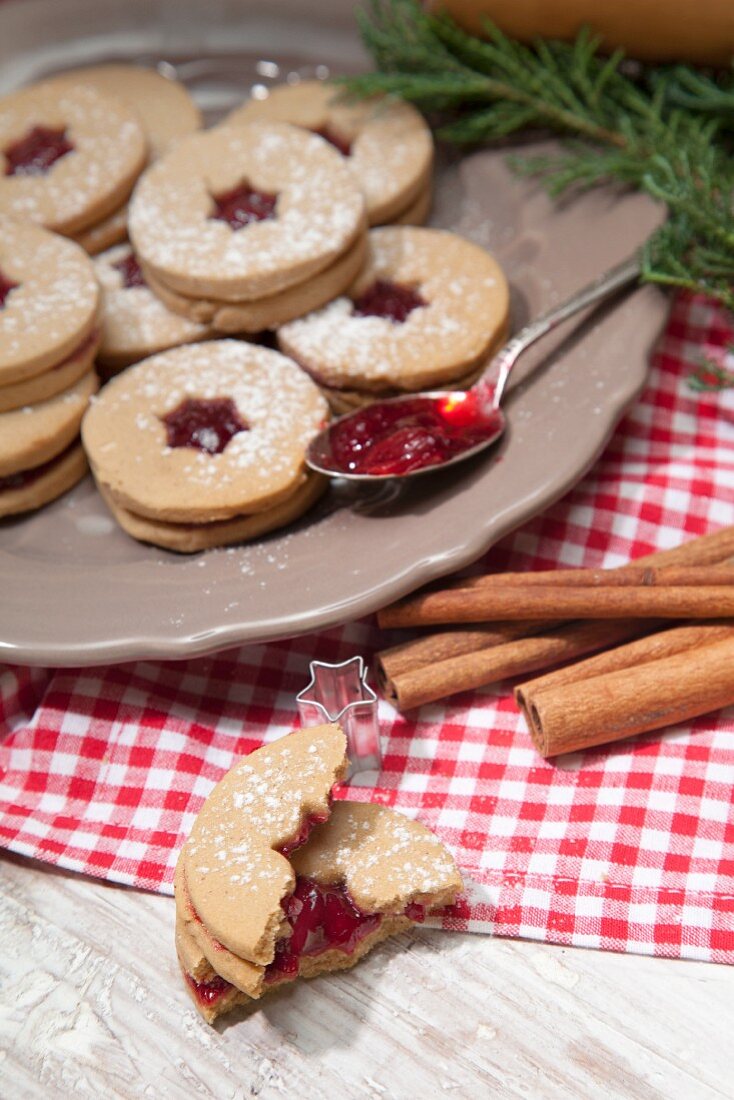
[73,204,129,257]
[55,64,202,161]
[0,218,100,387]
[128,122,366,318]
[174,726,462,1022]
[278,226,510,406]
[225,82,433,226]
[94,244,210,373]
[0,79,146,235]
[81,341,329,550]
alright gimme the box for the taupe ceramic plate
[0,0,668,666]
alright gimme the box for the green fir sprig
[338,0,734,387]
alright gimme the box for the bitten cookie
[0,79,146,235]
[94,244,210,371]
[55,63,202,161]
[0,217,100,384]
[128,122,365,301]
[174,726,463,1023]
[225,82,433,226]
[278,226,510,398]
[82,341,329,539]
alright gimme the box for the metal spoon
[306,255,641,482]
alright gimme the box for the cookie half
[128,122,366,301]
[0,79,147,235]
[225,82,434,226]
[0,218,100,384]
[278,226,510,394]
[82,340,329,524]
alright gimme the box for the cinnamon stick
[516,620,734,722]
[518,633,734,757]
[447,565,734,589]
[380,619,650,710]
[376,622,549,686]
[378,584,734,626]
[377,525,734,629]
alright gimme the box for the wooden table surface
[1,851,731,1099]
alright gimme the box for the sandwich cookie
[94,244,211,374]
[278,226,510,403]
[128,122,366,304]
[82,341,329,549]
[225,81,433,226]
[174,725,462,1023]
[0,79,146,235]
[0,218,100,393]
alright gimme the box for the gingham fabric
[1,291,733,963]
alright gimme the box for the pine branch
[338,0,734,316]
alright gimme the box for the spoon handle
[490,255,641,408]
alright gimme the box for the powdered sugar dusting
[278,226,507,388]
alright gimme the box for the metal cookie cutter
[296,656,381,778]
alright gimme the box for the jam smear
[184,971,232,1007]
[325,392,503,477]
[113,250,146,289]
[211,183,278,231]
[352,279,426,324]
[266,877,381,983]
[277,813,330,858]
[4,126,74,177]
[0,269,19,308]
[313,125,352,157]
[161,397,248,455]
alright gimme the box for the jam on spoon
[4,126,74,177]
[210,183,278,231]
[160,397,248,455]
[352,279,426,324]
[0,269,19,308]
[112,250,146,289]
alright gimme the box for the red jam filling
[113,250,146,289]
[160,397,248,454]
[352,279,426,324]
[324,393,504,477]
[312,125,352,157]
[0,440,77,494]
[265,877,382,983]
[0,269,19,308]
[277,813,330,858]
[4,126,75,177]
[210,183,278,231]
[185,971,232,1007]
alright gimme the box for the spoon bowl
[306,256,641,482]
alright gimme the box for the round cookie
[74,203,128,256]
[0,328,99,413]
[82,340,329,523]
[141,232,367,334]
[0,79,147,235]
[0,371,98,478]
[392,182,432,227]
[225,82,433,226]
[278,226,510,393]
[54,64,201,161]
[94,244,211,370]
[128,122,366,301]
[99,471,325,553]
[0,441,87,518]
[0,218,100,384]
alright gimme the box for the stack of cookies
[224,81,434,227]
[175,725,463,1024]
[128,122,368,334]
[0,66,201,256]
[81,341,329,552]
[278,225,511,412]
[0,218,100,517]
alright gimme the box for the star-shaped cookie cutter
[296,656,381,778]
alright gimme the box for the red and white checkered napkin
[2,292,734,963]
